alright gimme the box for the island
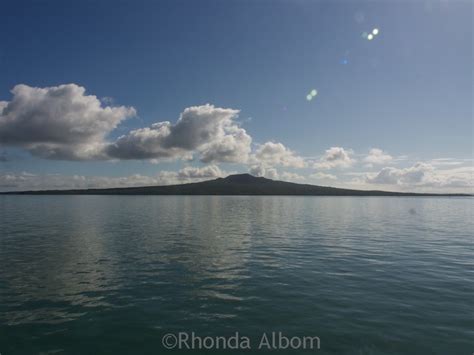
[1,174,470,196]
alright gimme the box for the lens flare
[306,94,313,101]
[372,28,379,35]
[311,89,317,97]
[367,34,374,40]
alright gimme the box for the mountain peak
[222,173,269,183]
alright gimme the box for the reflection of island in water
[3,174,470,196]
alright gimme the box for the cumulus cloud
[249,164,279,179]
[313,146,355,169]
[0,84,136,160]
[0,85,252,163]
[366,162,432,185]
[251,141,306,168]
[0,165,227,191]
[247,141,306,180]
[198,124,252,163]
[107,104,251,163]
[176,165,226,180]
[280,171,305,182]
[248,164,305,182]
[432,167,474,189]
[310,172,337,180]
[366,162,473,190]
[364,148,393,166]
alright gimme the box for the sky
[0,0,472,192]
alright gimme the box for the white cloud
[176,165,226,180]
[366,162,433,185]
[106,104,252,163]
[0,85,251,163]
[366,162,473,190]
[310,172,337,180]
[313,146,355,169]
[251,141,306,168]
[429,158,470,167]
[0,84,136,160]
[199,124,252,163]
[280,171,305,182]
[364,148,393,166]
[430,166,474,189]
[248,163,306,182]
[249,164,279,179]
[247,141,306,181]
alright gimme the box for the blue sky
[0,0,472,192]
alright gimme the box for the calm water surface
[0,196,472,354]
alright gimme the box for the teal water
[0,196,472,354]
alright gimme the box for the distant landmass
[1,174,470,196]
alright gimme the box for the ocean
[0,195,472,354]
